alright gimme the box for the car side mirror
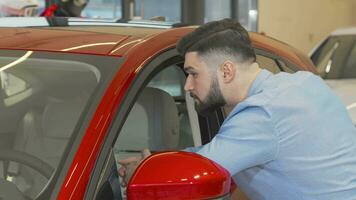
[127,151,231,200]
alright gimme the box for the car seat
[11,98,85,198]
[115,87,180,157]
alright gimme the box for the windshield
[311,35,356,79]
[0,50,121,199]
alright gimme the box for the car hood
[325,79,356,124]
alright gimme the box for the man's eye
[186,72,197,78]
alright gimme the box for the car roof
[0,17,316,72]
[0,17,173,56]
[330,27,356,36]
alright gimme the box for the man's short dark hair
[177,18,256,64]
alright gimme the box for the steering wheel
[0,149,54,180]
[0,150,54,200]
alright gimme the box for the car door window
[111,63,200,198]
[0,51,118,200]
[341,41,356,78]
[147,66,199,148]
[316,42,340,78]
[114,64,196,156]
[311,35,356,79]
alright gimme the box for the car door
[84,48,223,200]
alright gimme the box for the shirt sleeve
[194,105,279,176]
[183,145,204,153]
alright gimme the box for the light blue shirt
[187,69,356,200]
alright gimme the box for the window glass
[315,41,339,78]
[1,72,29,97]
[135,0,180,22]
[342,42,356,78]
[204,0,258,31]
[152,66,194,149]
[113,64,195,198]
[0,55,99,199]
[256,55,281,74]
[312,35,356,79]
[205,0,231,22]
[238,0,258,31]
[148,66,185,97]
[0,72,32,107]
[114,65,193,158]
[0,0,45,17]
[0,50,121,199]
[311,37,339,67]
[82,0,122,19]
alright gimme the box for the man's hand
[118,149,151,187]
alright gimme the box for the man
[119,18,356,199]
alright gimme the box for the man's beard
[191,75,226,115]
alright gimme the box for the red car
[0,18,316,200]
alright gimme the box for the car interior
[0,55,99,199]
[112,64,201,198]
[114,64,199,159]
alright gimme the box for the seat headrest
[42,100,84,139]
[118,87,180,151]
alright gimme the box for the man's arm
[194,105,278,176]
[118,105,278,184]
[118,149,151,186]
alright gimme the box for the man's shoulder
[261,71,322,101]
[228,71,322,119]
[271,71,317,86]
[227,93,273,122]
[237,71,320,113]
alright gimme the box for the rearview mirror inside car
[126,151,231,200]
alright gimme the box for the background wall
[259,0,356,54]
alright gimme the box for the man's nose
[184,76,194,91]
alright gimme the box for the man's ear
[219,60,235,83]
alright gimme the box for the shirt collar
[247,69,272,97]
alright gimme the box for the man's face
[184,52,226,114]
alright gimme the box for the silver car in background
[310,27,356,124]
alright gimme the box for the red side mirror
[127,151,231,200]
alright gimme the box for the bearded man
[119,18,356,200]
